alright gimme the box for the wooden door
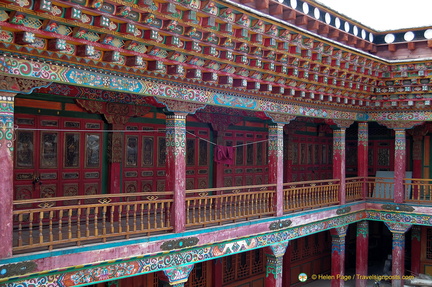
[14,114,104,205]
[223,131,268,187]
[122,122,211,193]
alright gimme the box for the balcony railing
[185,184,276,228]
[283,179,340,212]
[13,192,173,252]
[346,177,364,202]
[12,177,432,254]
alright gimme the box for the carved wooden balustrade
[282,179,340,213]
[15,177,432,254]
[13,192,173,252]
[185,184,276,228]
[346,177,365,202]
[404,178,432,203]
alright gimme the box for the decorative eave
[0,0,431,114]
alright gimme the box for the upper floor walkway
[11,176,432,254]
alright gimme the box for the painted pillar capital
[161,264,194,286]
[264,242,289,286]
[327,119,354,129]
[384,222,412,234]
[265,112,296,124]
[356,220,369,238]
[156,98,206,114]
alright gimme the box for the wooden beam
[283,9,296,21]
[295,15,308,26]
[307,20,319,31]
[255,0,269,10]
[407,42,416,50]
[269,3,283,16]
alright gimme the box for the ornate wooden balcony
[12,177,430,254]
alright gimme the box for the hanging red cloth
[214,145,234,165]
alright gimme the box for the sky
[314,0,432,31]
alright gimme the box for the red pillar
[212,259,223,287]
[411,225,421,276]
[394,129,406,204]
[333,128,346,205]
[331,225,348,287]
[268,123,284,217]
[282,244,292,287]
[0,93,15,259]
[264,241,289,287]
[384,222,411,287]
[355,221,368,287]
[166,113,187,233]
[357,122,368,199]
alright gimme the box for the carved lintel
[330,225,348,237]
[327,119,354,129]
[76,99,151,124]
[156,98,206,114]
[377,121,424,130]
[407,123,430,139]
[265,112,296,124]
[0,76,50,93]
[195,111,243,132]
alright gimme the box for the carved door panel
[123,123,211,193]
[223,131,268,187]
[123,124,167,194]
[186,128,210,190]
[14,115,104,205]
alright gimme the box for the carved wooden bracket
[76,99,151,125]
[195,111,243,132]
[377,121,424,130]
[0,76,50,94]
[326,119,354,129]
[155,98,206,114]
[265,112,296,124]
